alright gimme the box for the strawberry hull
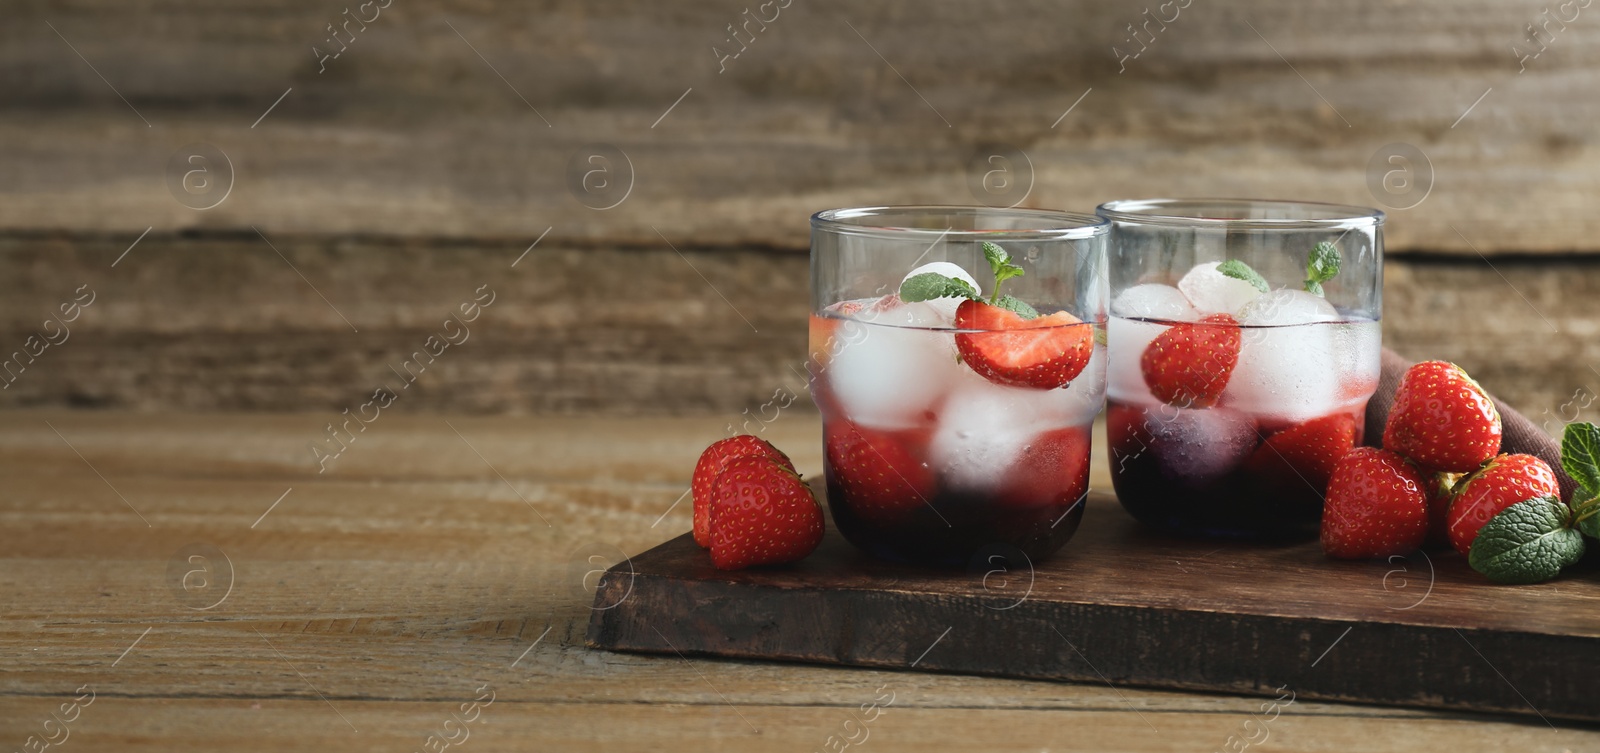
[1107,399,1367,539]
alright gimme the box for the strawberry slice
[824,420,935,525]
[1139,314,1241,408]
[708,456,825,570]
[1244,412,1357,493]
[692,435,794,548]
[996,426,1091,510]
[953,300,1093,390]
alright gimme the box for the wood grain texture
[2,0,1599,253]
[1,235,1596,417]
[589,493,1600,722]
[2,412,1596,750]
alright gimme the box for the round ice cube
[903,262,982,323]
[1178,261,1264,317]
[1145,405,1257,485]
[1223,290,1345,424]
[932,345,1104,491]
[1112,283,1197,322]
[929,377,1044,492]
[828,300,956,430]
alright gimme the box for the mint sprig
[1469,421,1600,584]
[1468,495,1585,584]
[981,242,1025,302]
[1217,259,1269,293]
[1303,242,1342,296]
[896,241,1038,319]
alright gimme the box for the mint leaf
[1578,496,1600,540]
[981,241,1011,271]
[1468,495,1586,584]
[993,295,1038,319]
[1560,421,1600,498]
[981,241,1026,302]
[900,273,979,303]
[1217,259,1269,293]
[1303,242,1341,296]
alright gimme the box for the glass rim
[1096,198,1385,230]
[811,205,1110,241]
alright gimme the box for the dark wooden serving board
[588,490,1600,723]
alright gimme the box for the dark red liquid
[820,420,1089,566]
[1106,399,1368,540]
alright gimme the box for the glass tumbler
[1096,199,1384,539]
[809,206,1108,565]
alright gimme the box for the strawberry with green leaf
[1446,453,1561,555]
[900,241,1093,390]
[1467,421,1600,584]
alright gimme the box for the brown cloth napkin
[1365,348,1577,501]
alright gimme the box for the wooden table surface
[2,410,1595,752]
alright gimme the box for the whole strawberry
[1383,361,1502,473]
[824,420,934,526]
[1446,453,1561,555]
[1140,314,1241,408]
[1244,412,1357,492]
[708,456,825,570]
[1322,447,1429,559]
[692,436,794,548]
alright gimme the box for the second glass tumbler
[1097,199,1384,540]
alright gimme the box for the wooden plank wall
[2,0,1597,418]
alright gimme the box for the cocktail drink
[809,206,1108,565]
[1096,199,1384,539]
